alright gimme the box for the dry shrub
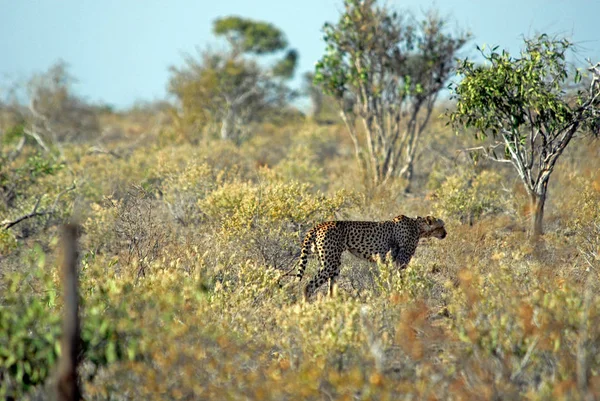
[5,103,600,400]
[564,178,600,285]
[272,125,341,189]
[159,161,226,227]
[199,168,353,269]
[114,187,170,279]
[430,166,510,225]
[73,144,160,202]
[448,263,600,399]
[83,186,172,280]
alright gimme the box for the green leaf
[106,341,118,364]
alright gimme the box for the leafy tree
[314,0,469,190]
[169,17,298,143]
[272,49,298,79]
[213,16,288,56]
[449,35,600,237]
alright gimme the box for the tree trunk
[399,160,414,193]
[220,106,235,141]
[530,191,546,238]
[339,110,365,185]
[310,92,323,120]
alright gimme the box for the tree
[169,17,298,143]
[314,0,469,190]
[301,72,342,122]
[302,72,323,119]
[27,60,100,143]
[0,61,100,145]
[449,34,600,237]
[213,16,288,56]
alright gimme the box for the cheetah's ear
[425,216,435,225]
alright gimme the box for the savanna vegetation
[1,0,600,399]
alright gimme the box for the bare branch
[51,185,77,214]
[458,143,514,164]
[1,196,45,229]
[462,142,504,154]
[510,336,540,381]
[23,128,51,153]
[7,136,26,161]
[1,185,76,230]
[86,146,122,159]
[525,108,536,170]
[501,129,533,188]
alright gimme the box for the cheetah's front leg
[393,248,413,269]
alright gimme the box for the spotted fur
[297,215,447,299]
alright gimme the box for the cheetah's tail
[296,227,317,281]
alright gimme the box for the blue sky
[1,0,599,109]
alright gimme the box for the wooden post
[55,223,82,401]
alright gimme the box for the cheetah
[296,215,446,299]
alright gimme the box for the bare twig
[458,142,513,163]
[51,185,76,212]
[86,146,122,159]
[510,335,539,381]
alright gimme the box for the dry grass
[1,114,600,400]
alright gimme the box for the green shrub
[0,229,17,256]
[0,260,139,399]
[431,168,507,224]
[371,258,436,300]
[0,148,64,216]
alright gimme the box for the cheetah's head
[417,216,446,239]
